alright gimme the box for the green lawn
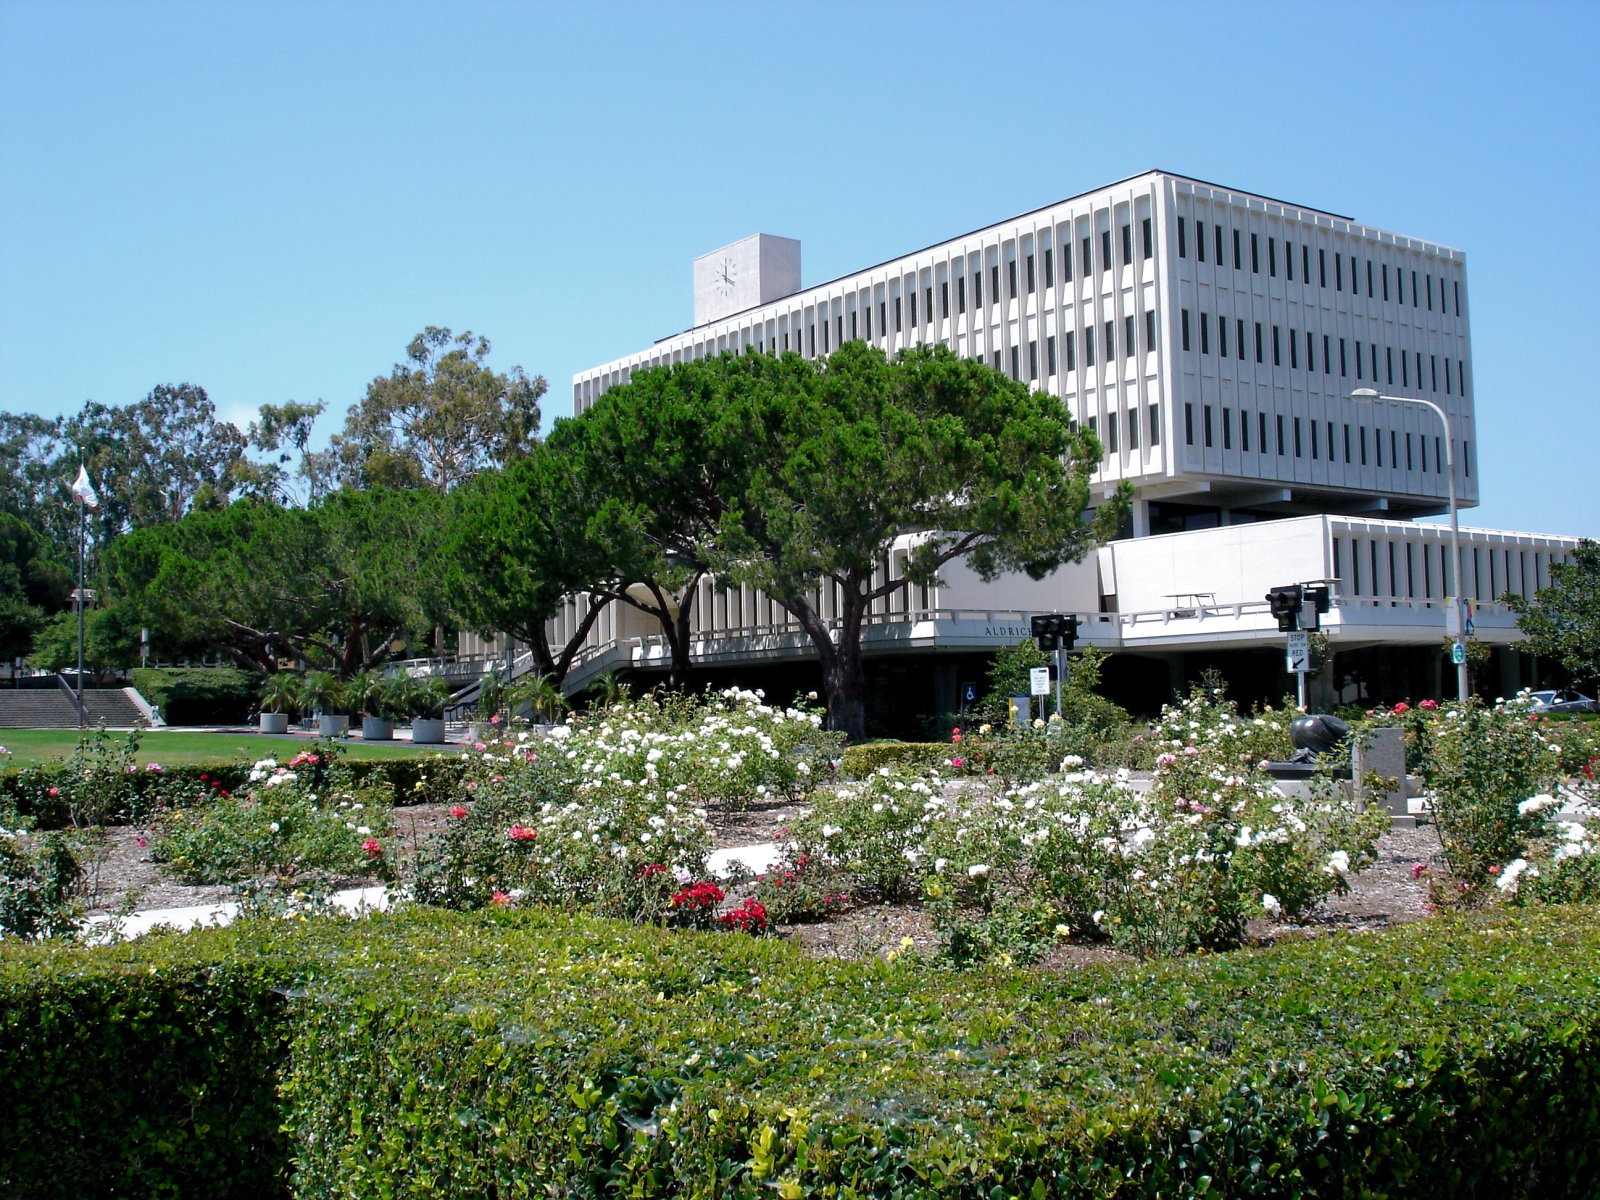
[0,728,454,769]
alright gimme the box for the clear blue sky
[2,0,1595,536]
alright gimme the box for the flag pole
[76,484,85,729]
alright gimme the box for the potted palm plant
[257,672,301,735]
[302,670,351,737]
[349,670,395,741]
[403,675,454,745]
[508,672,570,727]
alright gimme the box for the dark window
[1105,320,1115,360]
[1251,232,1260,273]
[1025,254,1034,292]
[1305,330,1314,371]
[1319,248,1327,288]
[1009,259,1018,297]
[1010,345,1019,379]
[1085,326,1095,367]
[1454,279,1460,314]
[1416,351,1423,387]
[1355,339,1362,380]
[1178,218,1187,258]
[1276,413,1285,455]
[1396,268,1403,305]
[1459,358,1467,394]
[1386,346,1394,385]
[1222,406,1232,450]
[1294,417,1303,458]
[1255,322,1264,364]
[1149,402,1160,446]
[850,310,857,339]
[1215,223,1223,264]
[1128,408,1139,450]
[1402,351,1409,388]
[1323,334,1332,375]
[1204,404,1213,448]
[1081,236,1092,276]
[1382,263,1390,301]
[1366,259,1374,297]
[992,350,1000,370]
[1360,426,1368,466]
[1350,255,1357,293]
[1272,324,1281,366]
[1232,227,1242,270]
[1064,330,1076,371]
[1217,316,1227,357]
[1411,269,1419,306]
[1303,244,1310,282]
[1290,329,1299,369]
[957,275,966,313]
[925,286,933,321]
[863,307,871,340]
[1125,314,1135,358]
[1269,236,1277,277]
[1286,239,1294,281]
[908,293,915,327]
[1335,253,1343,291]
[894,296,902,332]
[1142,217,1153,259]
[1046,335,1056,374]
[1241,408,1251,451]
[1107,412,1118,453]
[1063,241,1074,281]
[1028,341,1037,380]
[1258,411,1268,452]
[1406,432,1414,472]
[1339,337,1347,377]
[1311,420,1318,459]
[1237,318,1246,361]
[1463,440,1470,477]
[1426,274,1433,311]
[1121,223,1132,265]
[991,263,1000,299]
[1145,309,1156,351]
[1043,249,1053,289]
[941,280,949,318]
[1185,402,1194,445]
[821,320,828,352]
[879,300,887,331]
[1200,312,1210,354]
[1391,430,1398,466]
[1196,221,1206,263]
[1101,230,1112,271]
[1343,424,1351,463]
[1431,355,1438,391]
[1182,309,1191,351]
[1370,343,1378,380]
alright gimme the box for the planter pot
[410,717,447,745]
[259,712,289,735]
[361,716,395,741]
[317,714,351,737]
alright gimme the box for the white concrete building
[465,172,1577,723]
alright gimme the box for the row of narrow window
[1182,401,1471,478]
[1177,217,1461,317]
[1336,536,1536,603]
[1083,404,1161,456]
[1180,310,1467,397]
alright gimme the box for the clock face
[715,255,736,296]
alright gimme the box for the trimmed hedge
[2,752,473,826]
[131,667,261,726]
[0,927,305,1199]
[3,907,1598,1197]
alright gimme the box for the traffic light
[1030,613,1078,652]
[1300,585,1331,632]
[1266,585,1304,632]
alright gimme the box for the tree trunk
[782,576,869,741]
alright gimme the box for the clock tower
[692,234,801,326]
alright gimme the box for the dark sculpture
[1287,714,1351,763]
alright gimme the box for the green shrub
[837,741,948,777]
[0,825,81,941]
[0,926,305,1198]
[3,907,1599,1198]
[132,666,260,726]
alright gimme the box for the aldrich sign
[983,624,1033,639]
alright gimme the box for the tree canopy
[1505,538,1600,692]
[308,327,546,493]
[582,344,1126,737]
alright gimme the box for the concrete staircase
[0,685,151,728]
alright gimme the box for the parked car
[1527,689,1599,714]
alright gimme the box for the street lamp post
[1349,388,1469,701]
